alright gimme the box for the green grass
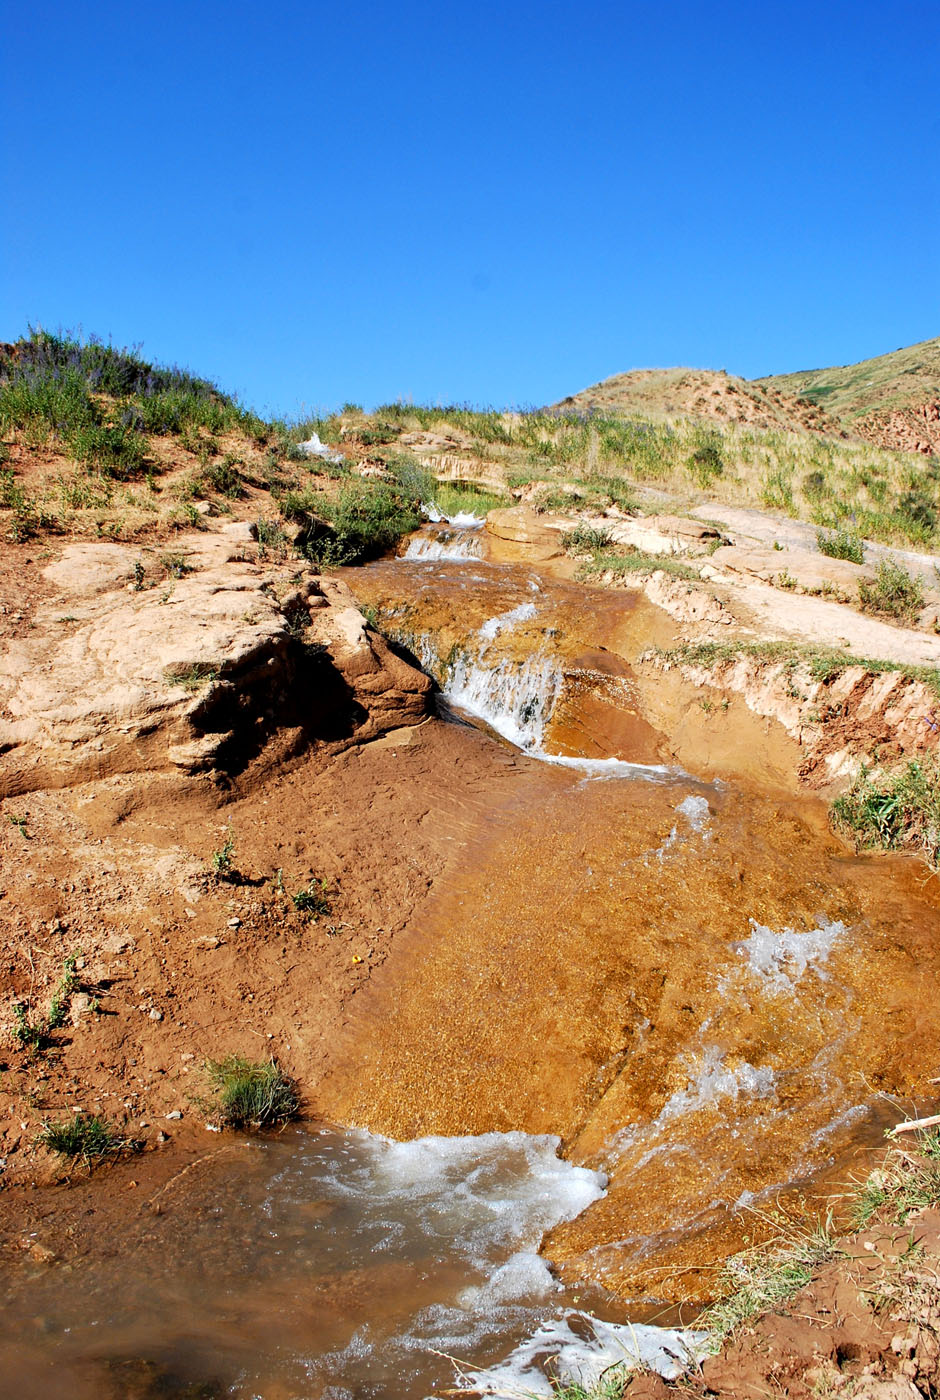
[831,753,940,869]
[203,1055,299,1129]
[851,1128,940,1229]
[654,638,940,701]
[164,662,219,692]
[578,546,701,582]
[857,557,926,624]
[698,1216,841,1342]
[39,1112,122,1163]
[431,481,508,516]
[817,527,865,564]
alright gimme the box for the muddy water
[0,1126,626,1399]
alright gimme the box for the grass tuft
[203,1055,299,1129]
[699,1215,841,1341]
[39,1112,122,1163]
[831,753,940,869]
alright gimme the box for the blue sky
[2,1,938,417]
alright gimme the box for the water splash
[729,917,846,993]
[463,1314,710,1395]
[405,533,484,561]
[421,503,486,527]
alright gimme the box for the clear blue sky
[2,1,938,417]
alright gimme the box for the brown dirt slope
[554,366,841,437]
[556,337,940,456]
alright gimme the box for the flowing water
[3,517,939,1396]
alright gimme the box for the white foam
[405,533,484,561]
[655,1047,776,1126]
[676,793,711,831]
[296,431,345,464]
[421,503,486,527]
[461,1314,710,1395]
[479,601,537,641]
[732,917,846,992]
[655,793,713,859]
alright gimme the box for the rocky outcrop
[0,529,431,797]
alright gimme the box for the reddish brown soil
[624,1209,940,1399]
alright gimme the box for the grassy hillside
[758,335,940,420]
[2,329,939,555]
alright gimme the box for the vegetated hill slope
[558,336,940,457]
[554,367,840,438]
[758,335,940,456]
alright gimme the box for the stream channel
[3,511,939,1399]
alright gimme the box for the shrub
[311,481,421,565]
[831,753,940,869]
[563,524,613,553]
[858,558,925,624]
[203,1055,299,1129]
[817,528,865,564]
[687,433,724,488]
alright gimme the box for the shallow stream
[2,514,938,1397]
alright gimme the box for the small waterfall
[445,651,564,750]
[384,601,671,777]
[404,531,484,561]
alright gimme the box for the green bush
[832,754,940,868]
[687,432,724,488]
[203,1055,299,1129]
[858,558,925,624]
[312,481,422,564]
[817,528,864,564]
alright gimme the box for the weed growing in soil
[203,1055,299,1129]
[817,527,865,564]
[292,879,331,918]
[7,813,29,838]
[11,953,82,1051]
[210,830,236,880]
[858,558,926,624]
[831,753,940,869]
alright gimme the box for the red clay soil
[623,1210,940,1399]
